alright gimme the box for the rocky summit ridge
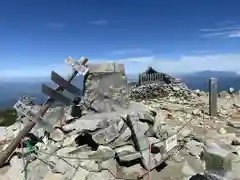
[1,61,240,180]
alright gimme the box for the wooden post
[209,78,218,117]
[0,57,88,167]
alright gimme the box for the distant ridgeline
[1,70,240,108]
[178,70,240,92]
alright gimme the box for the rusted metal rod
[0,57,88,167]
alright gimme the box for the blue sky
[1,0,240,78]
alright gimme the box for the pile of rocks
[130,83,190,102]
[19,95,35,106]
[1,102,177,180]
[2,61,240,180]
[129,73,190,101]
[0,62,183,180]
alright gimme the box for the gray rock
[71,167,90,180]
[88,145,115,161]
[181,161,197,176]
[137,110,155,124]
[92,123,119,145]
[48,155,79,177]
[186,140,203,158]
[1,156,25,180]
[39,107,65,132]
[172,154,184,163]
[63,117,101,132]
[117,164,147,179]
[178,127,192,140]
[78,160,100,172]
[87,170,115,180]
[118,153,142,162]
[99,159,118,175]
[129,81,189,101]
[51,129,65,142]
[192,109,201,116]
[110,126,132,148]
[218,128,227,135]
[114,145,141,161]
[153,111,166,136]
[156,125,177,140]
[43,172,66,180]
[228,120,240,129]
[115,145,136,155]
[124,112,150,168]
[0,127,7,142]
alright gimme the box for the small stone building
[138,66,166,85]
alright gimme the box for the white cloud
[114,54,240,74]
[200,25,240,32]
[88,19,108,25]
[2,53,240,79]
[228,32,240,38]
[200,23,240,38]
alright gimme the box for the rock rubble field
[1,62,240,180]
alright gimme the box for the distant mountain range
[177,70,240,92]
[1,70,240,108]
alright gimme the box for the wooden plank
[51,71,83,96]
[42,84,72,105]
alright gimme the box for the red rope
[148,142,152,180]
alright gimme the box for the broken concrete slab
[203,145,233,176]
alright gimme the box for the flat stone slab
[87,63,125,75]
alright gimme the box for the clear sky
[1,0,240,78]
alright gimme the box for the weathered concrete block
[87,63,125,75]
[84,72,129,112]
[203,146,233,176]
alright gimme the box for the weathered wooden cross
[0,57,89,167]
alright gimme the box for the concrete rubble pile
[0,62,180,180]
[1,62,240,180]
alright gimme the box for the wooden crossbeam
[51,71,83,96]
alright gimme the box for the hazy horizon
[1,69,240,82]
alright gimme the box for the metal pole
[0,58,88,167]
[209,78,218,117]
